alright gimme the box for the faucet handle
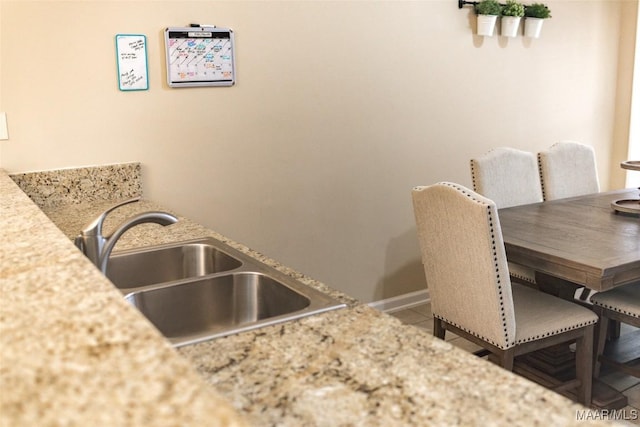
[80,197,141,237]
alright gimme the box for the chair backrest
[537,141,600,201]
[470,147,543,209]
[412,182,516,349]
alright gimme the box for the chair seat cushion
[512,283,598,345]
[508,262,536,284]
[590,282,640,319]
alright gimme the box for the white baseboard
[368,289,430,313]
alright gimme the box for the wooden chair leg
[433,318,446,339]
[575,325,594,406]
[497,348,515,371]
[593,313,609,378]
[608,319,621,339]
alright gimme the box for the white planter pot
[524,17,545,38]
[501,16,521,37]
[477,15,498,37]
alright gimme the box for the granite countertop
[0,171,247,427]
[1,169,613,426]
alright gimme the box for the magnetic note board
[115,34,149,91]
[164,26,235,88]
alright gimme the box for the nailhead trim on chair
[439,182,514,349]
[434,182,598,349]
[436,311,597,348]
[537,152,547,201]
[591,300,640,319]
[470,160,478,192]
[434,315,510,349]
[470,150,538,286]
[513,319,598,345]
[510,271,535,283]
[488,204,512,347]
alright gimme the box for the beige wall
[1,1,636,302]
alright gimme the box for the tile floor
[388,303,640,425]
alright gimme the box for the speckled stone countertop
[0,170,246,427]
[2,168,614,426]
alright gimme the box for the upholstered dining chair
[470,147,543,285]
[537,141,600,201]
[471,147,543,209]
[590,282,640,378]
[412,182,598,405]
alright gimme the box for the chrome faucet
[74,197,178,274]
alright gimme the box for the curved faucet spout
[97,211,178,274]
[75,198,178,275]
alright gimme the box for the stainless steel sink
[125,271,335,346]
[106,239,242,290]
[109,238,346,346]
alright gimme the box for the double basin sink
[106,238,346,347]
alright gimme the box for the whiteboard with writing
[115,34,149,91]
[164,26,235,88]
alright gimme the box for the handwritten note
[115,34,148,91]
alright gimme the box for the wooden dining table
[499,188,640,294]
[498,188,640,409]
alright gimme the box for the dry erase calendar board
[164,26,235,88]
[115,34,149,91]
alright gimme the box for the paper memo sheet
[164,26,236,88]
[115,34,149,91]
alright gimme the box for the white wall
[627,1,640,187]
[1,1,636,302]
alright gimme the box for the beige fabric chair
[590,282,640,378]
[470,147,543,285]
[471,147,543,209]
[412,182,598,405]
[537,141,600,201]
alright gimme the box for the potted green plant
[501,0,525,37]
[475,0,502,37]
[524,3,552,38]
